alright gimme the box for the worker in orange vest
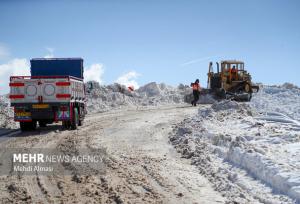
[191,79,201,106]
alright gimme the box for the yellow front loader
[207,60,259,101]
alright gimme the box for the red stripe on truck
[9,95,25,99]
[9,82,24,87]
[56,82,71,86]
[15,119,32,122]
[56,94,71,98]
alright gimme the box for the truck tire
[30,121,37,130]
[71,108,79,130]
[78,119,83,126]
[20,122,28,131]
[78,107,83,126]
[39,121,47,127]
[62,121,71,129]
[20,121,37,131]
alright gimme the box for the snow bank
[170,99,298,203]
[137,82,162,97]
[1,81,298,121]
[184,91,216,105]
[86,82,190,113]
[0,95,17,129]
[251,84,300,120]
[211,100,250,112]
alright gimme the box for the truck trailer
[9,58,86,131]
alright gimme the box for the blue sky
[0,0,300,93]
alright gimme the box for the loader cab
[221,61,244,72]
[221,60,245,83]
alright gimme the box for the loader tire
[219,89,226,99]
[247,93,252,102]
[245,83,251,93]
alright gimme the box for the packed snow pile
[170,93,300,203]
[211,100,251,112]
[184,92,216,104]
[86,81,191,113]
[0,95,17,129]
[183,88,217,105]
[251,83,300,120]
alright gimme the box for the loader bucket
[251,85,259,93]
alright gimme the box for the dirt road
[0,105,225,204]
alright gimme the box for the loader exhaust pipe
[216,62,219,73]
[209,62,213,72]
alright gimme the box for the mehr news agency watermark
[13,153,104,172]
[0,149,107,175]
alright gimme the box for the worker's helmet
[195,79,199,83]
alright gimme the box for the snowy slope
[0,95,17,129]
[86,82,191,113]
[251,83,300,120]
[170,84,300,203]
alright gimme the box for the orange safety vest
[192,83,200,91]
[231,69,237,73]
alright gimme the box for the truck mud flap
[56,106,70,120]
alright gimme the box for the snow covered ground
[1,81,300,202]
[251,83,300,120]
[0,95,17,129]
[170,84,300,203]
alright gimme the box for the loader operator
[191,79,201,106]
[231,65,237,80]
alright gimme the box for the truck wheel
[30,121,37,130]
[39,121,47,127]
[71,108,78,130]
[62,121,71,129]
[20,121,37,131]
[78,107,83,126]
[20,122,28,131]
